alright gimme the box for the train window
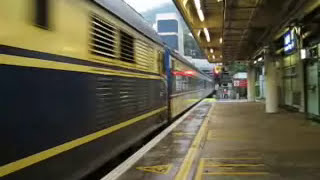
[35,0,50,29]
[120,31,135,63]
[90,15,117,59]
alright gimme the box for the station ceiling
[174,0,320,63]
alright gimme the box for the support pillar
[265,48,279,113]
[297,59,305,112]
[297,31,305,112]
[247,64,256,101]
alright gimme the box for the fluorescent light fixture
[219,37,223,44]
[194,0,201,9]
[258,57,263,61]
[301,49,306,59]
[210,48,214,53]
[197,9,205,21]
[203,28,210,42]
[194,0,205,21]
[254,60,257,64]
[212,55,216,59]
[197,30,201,37]
[217,0,223,2]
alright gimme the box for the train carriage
[168,51,213,118]
[0,0,213,179]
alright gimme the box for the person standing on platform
[223,88,228,99]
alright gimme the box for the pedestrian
[223,89,228,99]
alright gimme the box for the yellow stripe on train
[1,55,161,80]
[0,106,167,177]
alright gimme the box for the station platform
[101,100,320,180]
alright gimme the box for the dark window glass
[35,0,49,29]
[120,31,135,63]
[160,35,178,50]
[158,20,178,33]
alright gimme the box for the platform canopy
[173,0,320,63]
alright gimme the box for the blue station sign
[284,29,296,54]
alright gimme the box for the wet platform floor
[103,100,320,180]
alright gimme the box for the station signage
[233,79,247,88]
[172,70,196,77]
[284,29,296,54]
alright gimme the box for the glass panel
[160,35,179,50]
[158,20,178,33]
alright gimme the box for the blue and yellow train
[0,0,213,179]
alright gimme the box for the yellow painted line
[136,164,173,174]
[204,164,265,167]
[203,172,269,176]
[1,55,161,80]
[203,98,216,102]
[195,158,205,180]
[174,104,215,180]
[0,107,167,177]
[203,157,262,160]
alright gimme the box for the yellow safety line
[195,158,205,180]
[1,55,161,80]
[202,172,269,176]
[174,104,215,180]
[0,107,167,177]
[204,164,265,167]
[202,157,262,160]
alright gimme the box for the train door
[306,61,319,116]
[306,45,320,117]
[164,48,172,120]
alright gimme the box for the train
[0,0,213,179]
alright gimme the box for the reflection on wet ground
[116,101,212,180]
[115,101,320,180]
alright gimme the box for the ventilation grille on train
[135,40,153,70]
[120,31,135,63]
[90,15,117,59]
[94,76,163,130]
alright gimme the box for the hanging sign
[284,29,296,54]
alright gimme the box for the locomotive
[0,0,213,179]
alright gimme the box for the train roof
[93,0,212,81]
[169,49,212,81]
[94,0,164,46]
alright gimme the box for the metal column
[247,64,256,101]
[265,48,279,113]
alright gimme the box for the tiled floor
[106,101,320,180]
